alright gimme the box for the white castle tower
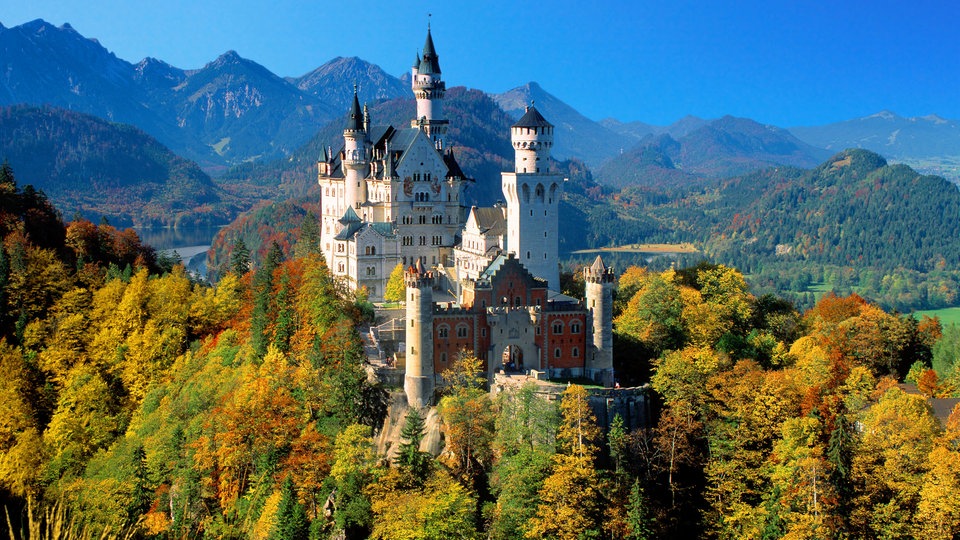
[501,105,562,289]
[410,25,448,143]
[342,88,369,210]
[404,261,434,408]
[584,255,615,385]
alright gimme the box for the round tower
[584,255,615,386]
[511,104,553,174]
[404,261,435,408]
[410,25,448,141]
[343,88,369,210]
[502,105,561,289]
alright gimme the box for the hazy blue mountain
[662,115,710,138]
[0,20,194,158]
[491,82,627,168]
[0,105,241,227]
[0,19,338,170]
[599,118,657,141]
[291,56,409,114]
[791,111,960,181]
[597,116,830,188]
[169,50,336,168]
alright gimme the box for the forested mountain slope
[0,105,239,227]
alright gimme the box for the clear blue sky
[3,0,958,126]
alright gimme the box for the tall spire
[345,84,363,131]
[419,24,441,75]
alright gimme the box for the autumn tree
[527,384,605,539]
[849,387,941,538]
[329,424,380,536]
[489,382,558,539]
[384,263,405,303]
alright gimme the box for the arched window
[438,325,449,338]
[552,321,564,335]
[572,347,579,358]
[554,348,561,358]
[571,322,581,334]
[456,324,468,338]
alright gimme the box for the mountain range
[4,18,959,186]
[2,16,960,239]
[0,20,408,171]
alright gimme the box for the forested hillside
[594,149,960,312]
[4,163,960,538]
[0,105,239,227]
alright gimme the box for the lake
[135,226,222,279]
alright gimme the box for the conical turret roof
[344,87,363,131]
[590,255,608,274]
[418,28,441,75]
[512,105,552,128]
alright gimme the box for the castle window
[571,322,581,334]
[481,328,487,337]
[337,263,344,272]
[419,215,426,224]
[337,243,344,253]
[365,245,376,255]
[457,325,468,338]
[572,347,579,358]
[526,251,530,259]
[366,266,376,276]
[419,236,426,246]
[553,321,564,335]
[440,352,447,363]
[555,348,562,358]
[438,326,449,338]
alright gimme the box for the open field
[571,243,698,255]
[913,307,960,326]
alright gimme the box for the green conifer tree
[230,238,251,276]
[270,477,309,540]
[625,480,655,540]
[395,408,431,485]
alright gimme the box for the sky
[2,0,958,127]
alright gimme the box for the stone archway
[502,344,524,372]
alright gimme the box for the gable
[395,131,447,179]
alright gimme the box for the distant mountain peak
[921,114,948,124]
[868,110,899,120]
[213,50,243,64]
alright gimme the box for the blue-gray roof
[418,29,441,74]
[512,105,552,129]
[334,221,364,240]
[345,91,363,131]
[339,206,361,224]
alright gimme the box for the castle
[318,27,615,408]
